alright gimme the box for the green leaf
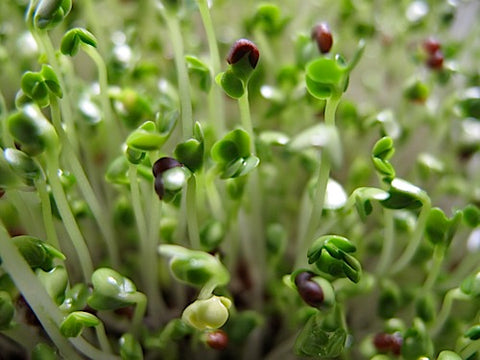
[60,311,100,338]
[61,28,97,56]
[60,283,90,312]
[159,245,230,288]
[174,138,204,172]
[126,121,168,151]
[437,351,463,360]
[460,272,480,297]
[120,333,144,360]
[87,268,138,310]
[13,235,65,271]
[372,136,395,160]
[306,58,345,84]
[185,55,211,93]
[465,325,480,340]
[105,156,129,185]
[0,291,14,330]
[381,178,425,209]
[34,0,72,29]
[295,313,347,358]
[3,148,43,184]
[40,65,63,98]
[463,204,480,228]
[425,207,462,246]
[7,105,59,156]
[218,71,244,99]
[36,266,68,305]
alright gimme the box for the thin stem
[131,292,147,338]
[161,10,193,139]
[196,0,225,134]
[295,94,341,267]
[35,178,60,249]
[128,164,162,321]
[376,209,395,275]
[0,226,83,360]
[45,157,93,280]
[95,322,113,354]
[239,90,256,154]
[186,176,200,249]
[50,96,120,267]
[430,288,469,337]
[390,197,431,275]
[423,244,445,291]
[0,91,14,148]
[81,44,122,156]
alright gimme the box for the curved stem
[196,0,225,135]
[238,90,256,154]
[186,176,200,249]
[295,94,341,267]
[430,288,469,337]
[131,292,147,338]
[45,157,93,281]
[390,197,431,275]
[423,244,445,291]
[50,96,120,268]
[95,322,113,354]
[0,226,83,360]
[160,9,193,139]
[376,209,395,275]
[35,178,60,249]
[81,44,121,157]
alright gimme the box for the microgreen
[0,1,479,359]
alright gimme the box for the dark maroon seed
[312,23,333,54]
[206,329,229,350]
[152,157,182,178]
[390,332,403,355]
[426,51,444,70]
[294,271,314,287]
[297,280,324,308]
[226,39,260,69]
[154,176,165,200]
[423,37,441,55]
[373,333,393,352]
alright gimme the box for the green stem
[423,244,445,291]
[239,90,256,154]
[131,292,147,338]
[376,209,395,275]
[95,322,113,354]
[205,168,223,221]
[81,44,121,156]
[45,157,93,280]
[128,164,162,321]
[390,197,431,275]
[0,226,83,360]
[161,10,193,139]
[295,93,341,267]
[35,178,60,249]
[186,176,200,249]
[196,0,225,134]
[50,96,120,268]
[430,288,469,337]
[0,91,13,148]
[34,31,79,152]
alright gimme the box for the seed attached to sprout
[206,329,229,350]
[294,271,324,308]
[311,23,333,54]
[226,39,260,69]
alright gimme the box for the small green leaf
[460,272,480,297]
[437,351,462,360]
[425,208,462,246]
[126,121,168,151]
[36,266,68,305]
[465,325,480,340]
[372,136,395,160]
[295,313,347,358]
[120,333,144,360]
[40,65,63,98]
[4,148,43,184]
[13,235,64,271]
[61,28,97,56]
[174,138,203,172]
[60,311,100,338]
[182,296,232,330]
[0,291,14,330]
[381,178,425,209]
[87,268,138,310]
[34,0,72,29]
[185,55,211,93]
[218,70,245,99]
[463,204,480,228]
